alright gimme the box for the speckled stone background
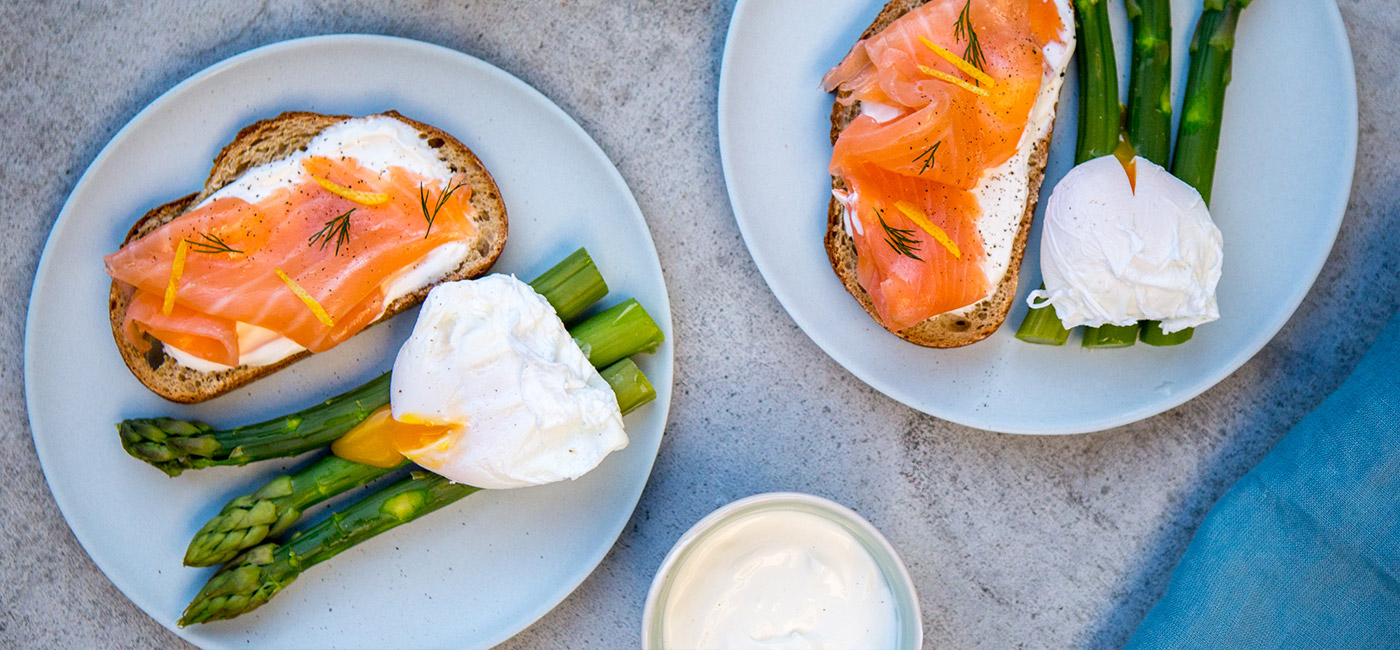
[2,1,1396,648]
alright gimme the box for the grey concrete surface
[1,1,1396,648]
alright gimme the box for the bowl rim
[641,491,923,649]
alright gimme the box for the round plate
[719,1,1357,434]
[24,35,673,649]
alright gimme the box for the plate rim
[23,33,674,648]
[717,0,1359,435]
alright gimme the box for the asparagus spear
[183,456,405,567]
[119,377,391,477]
[528,247,610,325]
[180,472,479,626]
[1127,0,1175,343]
[119,248,609,476]
[1068,0,1126,180]
[1142,0,1249,345]
[1078,0,1156,348]
[182,299,664,566]
[1125,0,1174,167]
[180,358,657,626]
[1017,0,1122,345]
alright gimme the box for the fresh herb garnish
[184,232,243,255]
[877,207,923,261]
[309,208,354,255]
[418,179,468,239]
[913,141,941,175]
[954,0,988,77]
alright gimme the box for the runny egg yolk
[330,405,455,468]
[1113,137,1139,193]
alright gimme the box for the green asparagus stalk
[1082,0,1175,348]
[600,358,658,414]
[180,472,479,626]
[119,377,391,477]
[569,299,666,369]
[528,247,609,323]
[1126,0,1175,345]
[1171,0,1249,206]
[1142,0,1249,345]
[1081,320,1140,348]
[1071,0,1125,166]
[180,358,656,626]
[1076,0,1140,347]
[1017,0,1121,345]
[121,249,609,476]
[181,302,663,566]
[183,456,406,567]
[1125,0,1174,167]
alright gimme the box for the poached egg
[1028,155,1224,333]
[331,274,628,489]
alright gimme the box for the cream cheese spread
[952,2,1075,315]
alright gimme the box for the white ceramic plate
[24,35,672,649]
[719,0,1357,434]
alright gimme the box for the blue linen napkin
[1124,312,1400,649]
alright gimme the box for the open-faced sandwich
[823,0,1074,347]
[104,111,507,402]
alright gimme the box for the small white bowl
[642,492,923,649]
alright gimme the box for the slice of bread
[825,0,1056,348]
[108,111,507,403]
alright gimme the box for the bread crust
[108,111,507,403]
[824,0,1057,348]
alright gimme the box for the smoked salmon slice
[826,0,1067,331]
[105,155,477,366]
[122,290,239,366]
[841,163,987,331]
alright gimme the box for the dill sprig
[877,208,923,261]
[418,179,468,239]
[913,141,941,174]
[184,232,243,255]
[309,208,354,255]
[954,0,988,76]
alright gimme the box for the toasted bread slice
[825,0,1057,348]
[108,111,507,403]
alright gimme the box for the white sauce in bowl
[660,509,899,649]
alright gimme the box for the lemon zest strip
[918,66,990,97]
[311,174,390,206]
[919,36,997,88]
[162,239,189,315]
[894,201,962,259]
[274,267,335,327]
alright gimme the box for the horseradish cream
[660,508,899,649]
